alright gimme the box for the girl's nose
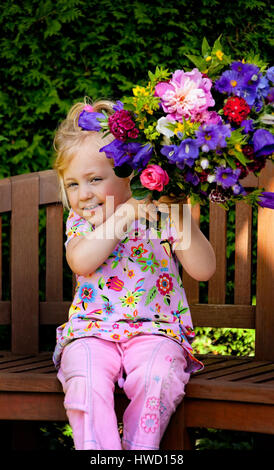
[79,183,93,201]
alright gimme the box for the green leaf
[145,286,157,306]
[202,37,211,57]
[98,277,105,290]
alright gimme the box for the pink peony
[155,68,215,122]
[140,164,169,191]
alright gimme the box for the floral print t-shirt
[53,209,203,373]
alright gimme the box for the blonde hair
[53,98,115,209]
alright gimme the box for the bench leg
[160,401,194,450]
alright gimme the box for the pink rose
[140,164,169,192]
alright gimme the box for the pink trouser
[57,335,190,450]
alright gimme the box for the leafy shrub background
[1,0,273,179]
[1,0,273,449]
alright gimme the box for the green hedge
[0,0,273,178]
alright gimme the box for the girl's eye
[91,178,102,182]
[67,182,77,189]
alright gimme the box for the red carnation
[108,110,139,141]
[242,144,255,159]
[223,96,250,125]
[247,157,267,174]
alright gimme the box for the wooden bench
[0,162,273,450]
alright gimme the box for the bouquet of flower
[78,37,274,209]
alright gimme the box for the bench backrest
[0,163,273,360]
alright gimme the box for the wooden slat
[0,392,66,420]
[0,301,11,324]
[256,161,274,361]
[46,204,63,301]
[187,379,274,405]
[0,178,11,213]
[39,170,61,205]
[11,173,39,354]
[185,399,274,433]
[190,303,255,328]
[208,203,227,303]
[39,301,71,324]
[204,363,274,381]
[196,358,252,377]
[234,201,252,304]
[240,172,258,188]
[183,203,200,304]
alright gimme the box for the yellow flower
[174,122,184,135]
[216,50,224,61]
[133,85,149,96]
[235,144,242,153]
[202,69,208,74]
[205,55,212,62]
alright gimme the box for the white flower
[156,117,175,138]
[207,174,216,183]
[200,158,209,169]
[260,114,274,125]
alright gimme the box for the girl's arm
[173,206,216,281]
[66,197,156,276]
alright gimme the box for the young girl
[52,99,216,451]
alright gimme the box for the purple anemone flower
[131,143,153,169]
[100,139,152,170]
[78,110,105,131]
[160,145,179,164]
[161,139,199,168]
[177,138,199,167]
[215,69,245,95]
[252,129,274,157]
[240,119,254,134]
[215,166,241,189]
[258,192,274,209]
[266,87,274,104]
[113,100,124,111]
[196,123,231,151]
[266,67,274,83]
[185,170,200,186]
[231,62,260,77]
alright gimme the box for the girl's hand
[122,196,159,223]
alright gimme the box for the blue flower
[266,67,274,83]
[240,119,254,134]
[162,140,199,168]
[113,100,124,111]
[215,69,245,95]
[258,192,274,209]
[100,140,152,169]
[131,143,153,169]
[196,123,231,151]
[185,170,200,186]
[161,145,179,163]
[215,166,241,189]
[252,129,274,157]
[177,138,199,167]
[78,110,105,131]
[79,283,97,303]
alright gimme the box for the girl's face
[63,135,132,226]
